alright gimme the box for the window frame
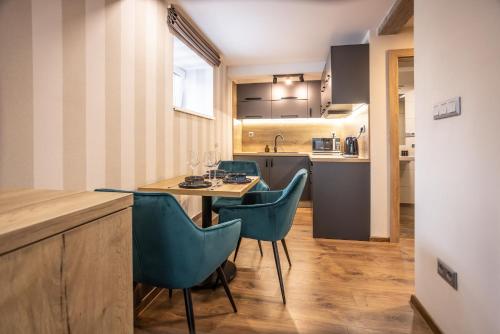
[172,36,215,120]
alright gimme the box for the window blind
[167,5,221,67]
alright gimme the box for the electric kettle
[343,136,359,157]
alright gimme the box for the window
[173,36,214,118]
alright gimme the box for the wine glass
[203,151,215,183]
[188,151,199,176]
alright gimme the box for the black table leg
[195,196,237,290]
[201,196,213,228]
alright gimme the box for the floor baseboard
[369,236,390,242]
[410,294,443,334]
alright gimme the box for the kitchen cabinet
[236,81,321,119]
[237,83,272,119]
[312,161,370,240]
[0,190,133,333]
[271,82,307,100]
[237,100,272,119]
[237,83,272,101]
[308,80,322,118]
[234,155,310,201]
[320,44,369,116]
[271,99,308,118]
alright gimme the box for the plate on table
[178,181,212,189]
[223,178,252,184]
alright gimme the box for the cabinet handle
[265,159,268,168]
[244,115,263,119]
[281,96,298,100]
[280,115,298,118]
[244,97,262,101]
[271,159,273,167]
[309,108,312,117]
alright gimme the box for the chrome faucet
[274,134,284,153]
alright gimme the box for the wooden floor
[135,208,431,334]
[400,205,415,239]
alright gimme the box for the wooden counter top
[0,189,133,255]
[233,152,370,163]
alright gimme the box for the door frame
[388,48,414,243]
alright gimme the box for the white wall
[368,27,414,237]
[414,0,500,332]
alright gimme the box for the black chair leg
[182,288,196,334]
[271,241,286,304]
[281,239,292,267]
[168,289,173,299]
[233,237,242,262]
[216,266,237,313]
[212,260,227,290]
[258,240,263,257]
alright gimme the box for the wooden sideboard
[0,189,134,334]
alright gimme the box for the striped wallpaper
[0,0,233,216]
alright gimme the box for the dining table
[138,174,260,288]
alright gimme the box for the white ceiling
[177,0,395,67]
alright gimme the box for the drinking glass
[188,151,199,176]
[203,151,214,183]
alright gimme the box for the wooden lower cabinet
[0,208,133,334]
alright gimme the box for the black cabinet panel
[307,80,321,118]
[233,155,270,187]
[271,99,308,119]
[312,162,370,240]
[237,83,272,102]
[233,155,310,201]
[331,44,370,104]
[271,82,307,100]
[237,100,271,119]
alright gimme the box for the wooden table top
[138,175,260,198]
[0,189,133,255]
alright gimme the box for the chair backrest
[273,168,308,240]
[218,160,261,176]
[95,189,205,288]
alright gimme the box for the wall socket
[437,259,458,290]
[248,131,254,138]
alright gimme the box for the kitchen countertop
[233,152,370,163]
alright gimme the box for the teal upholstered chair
[213,160,270,258]
[218,168,308,304]
[95,190,241,334]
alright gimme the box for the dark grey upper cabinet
[307,80,321,118]
[237,83,272,102]
[271,99,308,119]
[237,83,272,119]
[320,44,369,113]
[271,82,307,100]
[237,100,272,119]
[331,44,369,104]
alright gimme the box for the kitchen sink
[258,151,299,154]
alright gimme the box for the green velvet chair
[95,189,241,334]
[213,160,270,258]
[217,168,308,304]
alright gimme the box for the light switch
[433,96,461,120]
